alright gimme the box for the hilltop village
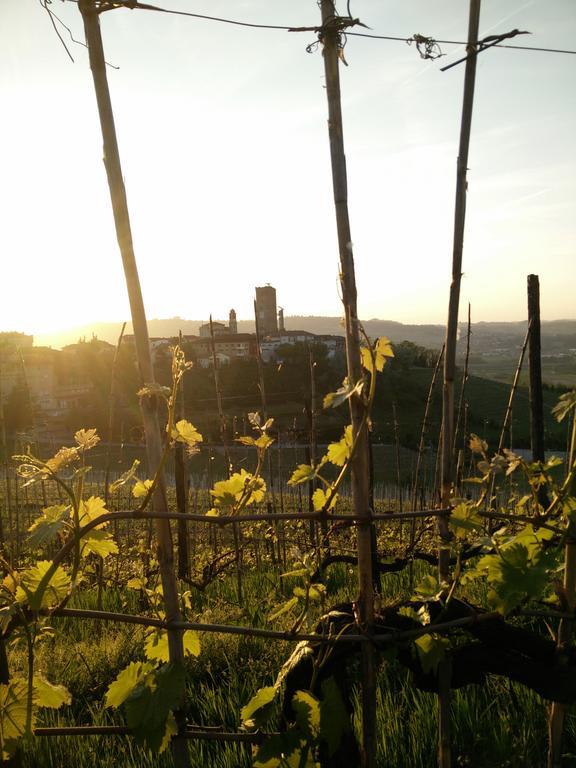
[0,285,344,445]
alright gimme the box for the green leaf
[124,663,186,753]
[255,434,274,450]
[143,629,199,661]
[105,661,155,709]
[159,710,178,754]
[323,379,363,410]
[236,436,256,447]
[552,390,576,423]
[501,524,555,559]
[33,676,71,709]
[312,488,338,512]
[253,729,303,768]
[360,337,394,374]
[308,584,325,601]
[109,459,140,494]
[477,537,555,615]
[0,679,30,759]
[248,412,261,427]
[210,470,266,509]
[81,530,119,559]
[137,383,170,400]
[469,434,488,455]
[563,496,576,523]
[126,577,147,590]
[320,677,349,756]
[20,561,70,609]
[27,505,70,549]
[269,596,299,622]
[145,631,170,662]
[275,642,313,689]
[171,420,203,447]
[292,690,321,740]
[326,426,353,467]
[45,446,80,474]
[132,479,153,499]
[79,496,108,528]
[74,428,100,450]
[450,502,483,540]
[414,634,449,675]
[360,346,375,374]
[374,337,394,370]
[288,464,316,486]
[414,574,440,599]
[280,568,310,579]
[183,630,201,657]
[241,686,278,730]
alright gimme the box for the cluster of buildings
[0,332,112,443]
[0,286,345,442]
[127,285,345,367]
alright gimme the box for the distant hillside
[35,316,576,356]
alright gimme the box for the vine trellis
[1,2,575,768]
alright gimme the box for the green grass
[8,555,571,767]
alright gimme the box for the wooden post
[209,317,242,604]
[548,533,576,767]
[497,323,531,456]
[527,274,550,511]
[412,345,445,515]
[439,2,481,765]
[253,300,269,422]
[527,275,546,463]
[104,321,127,507]
[78,4,189,765]
[453,304,471,461]
[318,3,376,765]
[175,331,190,581]
[0,347,7,551]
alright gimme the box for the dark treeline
[2,337,569,453]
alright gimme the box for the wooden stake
[104,321,127,508]
[318,3,376,764]
[527,274,549,509]
[453,304,471,461]
[78,4,189,765]
[497,322,531,456]
[412,345,445,516]
[439,2,481,765]
[547,383,576,766]
[209,317,242,604]
[527,275,546,463]
[175,330,190,580]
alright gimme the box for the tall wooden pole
[209,316,231,473]
[453,303,471,460]
[78,4,189,765]
[104,321,127,508]
[527,275,550,512]
[439,2,481,766]
[318,3,376,765]
[175,330,190,581]
[527,275,545,463]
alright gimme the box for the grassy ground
[8,557,576,767]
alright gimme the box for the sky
[1,0,575,344]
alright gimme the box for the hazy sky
[1,0,574,341]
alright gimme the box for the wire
[91,0,312,30]
[62,0,576,57]
[40,0,75,61]
[347,31,576,56]
[41,0,120,66]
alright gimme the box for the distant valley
[34,316,576,387]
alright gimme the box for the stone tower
[255,285,278,335]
